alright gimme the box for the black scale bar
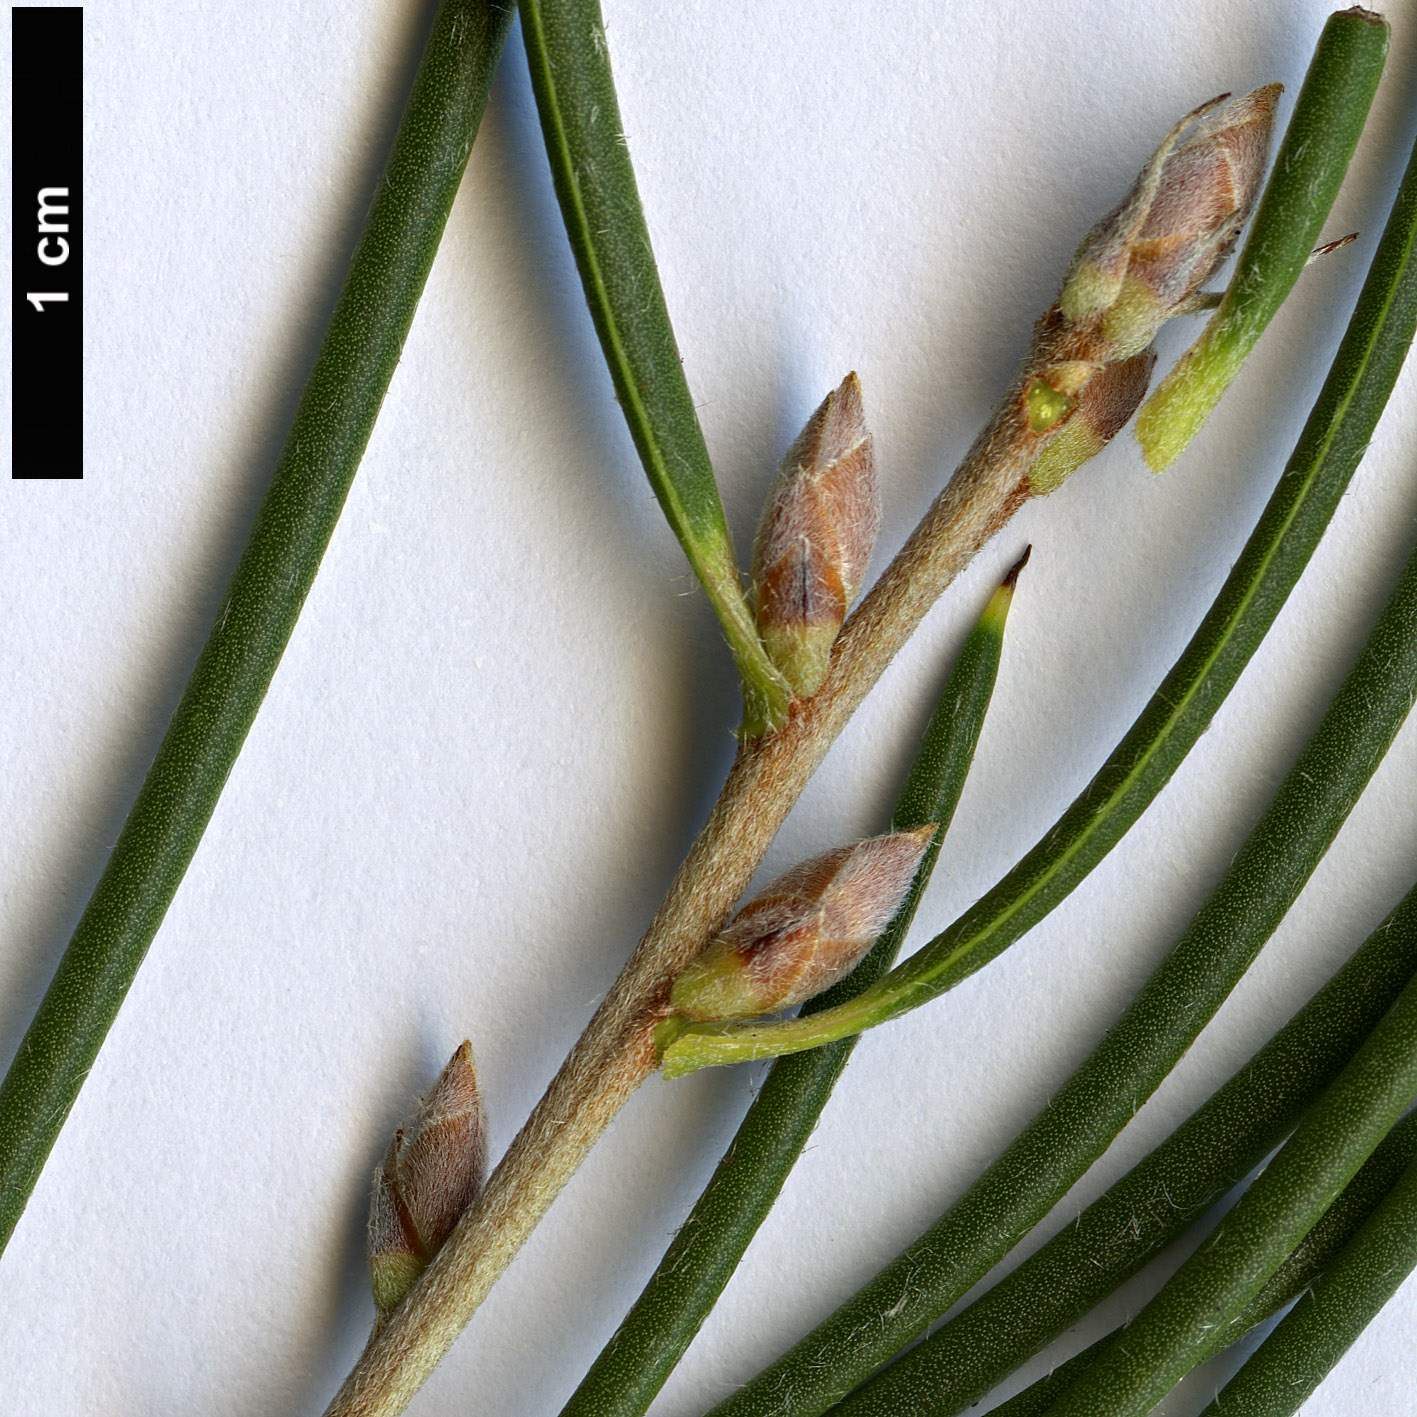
[12,5,82,479]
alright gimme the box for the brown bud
[752,373,881,697]
[367,1041,487,1319]
[1027,347,1158,495]
[1059,85,1280,357]
[669,827,935,1022]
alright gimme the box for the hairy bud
[367,1042,487,1320]
[752,373,881,698]
[669,827,935,1022]
[1059,85,1280,357]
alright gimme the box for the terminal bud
[1059,85,1280,357]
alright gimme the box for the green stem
[1194,1142,1417,1416]
[1037,950,1417,1416]
[558,555,1026,1417]
[1135,8,1389,470]
[517,0,791,735]
[693,127,1417,1417]
[831,882,1417,1417]
[662,112,1414,1082]
[988,1109,1417,1417]
[0,0,514,1256]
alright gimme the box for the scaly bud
[1059,85,1280,358]
[1027,348,1157,495]
[367,1041,486,1321]
[752,373,881,698]
[669,827,935,1022]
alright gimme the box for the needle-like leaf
[0,0,515,1256]
[517,0,792,734]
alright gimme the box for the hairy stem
[322,392,1044,1417]
[324,13,1394,1405]
[323,26,1398,1406]
[694,120,1417,1417]
[557,558,1024,1417]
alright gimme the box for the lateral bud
[367,1041,487,1322]
[752,372,881,698]
[669,826,935,1023]
[1027,348,1157,495]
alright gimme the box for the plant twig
[692,120,1417,1417]
[556,555,1026,1417]
[321,17,1394,1416]
[661,30,1397,1074]
[322,356,1049,1417]
[0,0,514,1257]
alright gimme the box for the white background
[2,1,1416,1413]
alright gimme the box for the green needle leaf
[831,882,1417,1417]
[1137,7,1389,470]
[1038,933,1417,1417]
[986,1108,1417,1417]
[1194,1139,1417,1416]
[0,0,515,1256]
[517,0,792,735]
[558,553,1028,1417]
[706,447,1417,1417]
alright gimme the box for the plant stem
[556,556,1025,1417]
[321,27,1399,1417]
[322,379,1046,1417]
[663,122,1411,1080]
[0,0,513,1257]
